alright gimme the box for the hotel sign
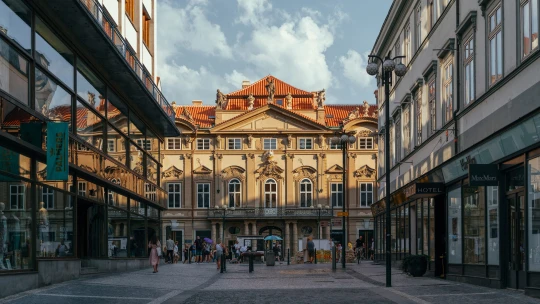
[405,183,445,199]
[46,122,69,181]
[469,164,499,186]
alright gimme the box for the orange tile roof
[175,106,215,128]
[227,75,313,97]
[3,105,91,129]
[225,97,315,111]
[324,104,378,127]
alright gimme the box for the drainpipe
[453,0,460,154]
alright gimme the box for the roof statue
[285,92,293,109]
[317,89,326,108]
[265,77,275,103]
[348,107,361,120]
[88,92,96,107]
[363,101,370,115]
[247,93,255,110]
[216,89,227,110]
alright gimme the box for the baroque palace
[160,76,378,258]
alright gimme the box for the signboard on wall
[405,183,445,198]
[469,164,499,186]
[46,122,68,181]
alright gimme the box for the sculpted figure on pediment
[216,89,227,110]
[285,92,293,109]
[363,101,370,115]
[247,93,255,110]
[317,89,326,108]
[265,77,275,103]
[256,158,284,181]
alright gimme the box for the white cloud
[158,0,232,61]
[339,50,373,88]
[224,70,250,88]
[235,0,273,26]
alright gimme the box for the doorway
[76,199,106,259]
[507,191,526,289]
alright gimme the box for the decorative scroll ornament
[162,166,184,179]
[255,158,284,180]
[292,166,317,182]
[222,165,246,182]
[354,165,375,178]
[357,130,372,137]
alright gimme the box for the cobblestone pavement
[1,261,539,304]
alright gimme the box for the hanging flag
[46,122,68,181]
[20,122,43,148]
[0,146,19,181]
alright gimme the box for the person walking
[148,235,161,273]
[215,240,224,270]
[183,243,189,264]
[194,236,203,264]
[173,241,179,263]
[166,236,175,264]
[307,237,315,263]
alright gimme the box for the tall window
[360,183,373,207]
[145,183,156,201]
[442,59,453,124]
[228,138,242,150]
[197,183,210,208]
[300,179,313,207]
[42,187,54,209]
[299,138,313,150]
[415,90,423,146]
[489,5,503,84]
[430,0,439,28]
[10,185,25,210]
[228,179,241,208]
[331,183,343,207]
[395,115,401,162]
[415,3,422,50]
[264,179,277,208]
[358,137,373,149]
[167,138,182,150]
[404,23,412,65]
[168,183,181,208]
[125,0,135,21]
[403,105,411,155]
[197,138,210,150]
[143,11,151,46]
[108,178,120,205]
[463,36,475,105]
[428,79,436,135]
[107,139,116,152]
[522,0,539,58]
[263,138,277,150]
[136,139,152,150]
[78,181,87,196]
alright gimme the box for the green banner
[46,122,68,181]
[20,122,43,148]
[0,146,19,181]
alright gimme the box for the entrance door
[77,199,106,259]
[507,192,526,289]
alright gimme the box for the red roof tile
[227,75,313,97]
[175,106,215,128]
[225,97,315,111]
[324,104,378,127]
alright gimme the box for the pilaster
[215,153,223,207]
[246,153,256,207]
[292,221,298,255]
[211,221,217,242]
[244,221,249,235]
[183,154,193,208]
[286,153,295,206]
[284,221,290,255]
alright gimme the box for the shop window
[37,186,74,258]
[487,186,500,265]
[228,179,241,208]
[448,187,462,264]
[463,186,485,264]
[108,206,128,257]
[197,183,210,208]
[528,156,540,271]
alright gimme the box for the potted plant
[401,254,429,277]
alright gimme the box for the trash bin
[266,252,275,266]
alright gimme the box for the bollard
[314,248,317,264]
[249,255,254,273]
[331,246,336,271]
[220,254,225,273]
[287,249,290,265]
[224,253,227,272]
[188,251,191,264]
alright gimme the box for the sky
[157,0,392,107]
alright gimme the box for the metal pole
[342,140,346,268]
[314,247,317,264]
[384,66,392,288]
[287,248,290,265]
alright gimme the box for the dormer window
[276,99,283,106]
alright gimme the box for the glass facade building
[0,0,178,287]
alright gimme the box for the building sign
[469,164,499,186]
[46,122,68,181]
[405,183,445,199]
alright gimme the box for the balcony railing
[207,207,334,219]
[79,0,175,122]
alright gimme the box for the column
[244,221,249,235]
[115,224,120,236]
[219,223,224,242]
[292,221,298,255]
[285,153,294,206]
[211,222,217,242]
[246,154,256,207]
[325,225,331,241]
[284,221,290,256]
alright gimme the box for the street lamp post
[315,204,330,240]
[366,55,407,287]
[331,131,357,268]
[216,205,235,242]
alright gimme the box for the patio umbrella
[264,235,283,241]
[204,238,213,244]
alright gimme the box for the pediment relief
[255,160,284,180]
[162,166,184,179]
[354,165,375,179]
[325,164,343,174]
[193,165,213,175]
[292,166,317,182]
[222,165,246,182]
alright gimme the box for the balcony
[32,0,179,137]
[207,207,334,220]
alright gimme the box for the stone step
[80,267,99,275]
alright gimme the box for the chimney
[192,100,203,106]
[242,80,250,88]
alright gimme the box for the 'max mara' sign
[405,183,445,199]
[469,164,499,186]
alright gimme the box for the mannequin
[0,203,7,269]
[39,202,49,256]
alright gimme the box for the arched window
[264,179,277,208]
[300,179,313,207]
[228,179,241,208]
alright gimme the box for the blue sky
[157,0,392,106]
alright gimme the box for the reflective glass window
[528,156,540,271]
[76,61,105,111]
[76,100,104,151]
[108,206,128,257]
[130,213,146,257]
[107,91,128,134]
[0,38,29,105]
[35,17,74,89]
[487,186,499,265]
[35,67,72,129]
[1,96,42,149]
[463,186,485,264]
[448,187,462,263]
[0,0,31,51]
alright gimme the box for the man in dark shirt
[355,236,365,261]
[194,236,203,264]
